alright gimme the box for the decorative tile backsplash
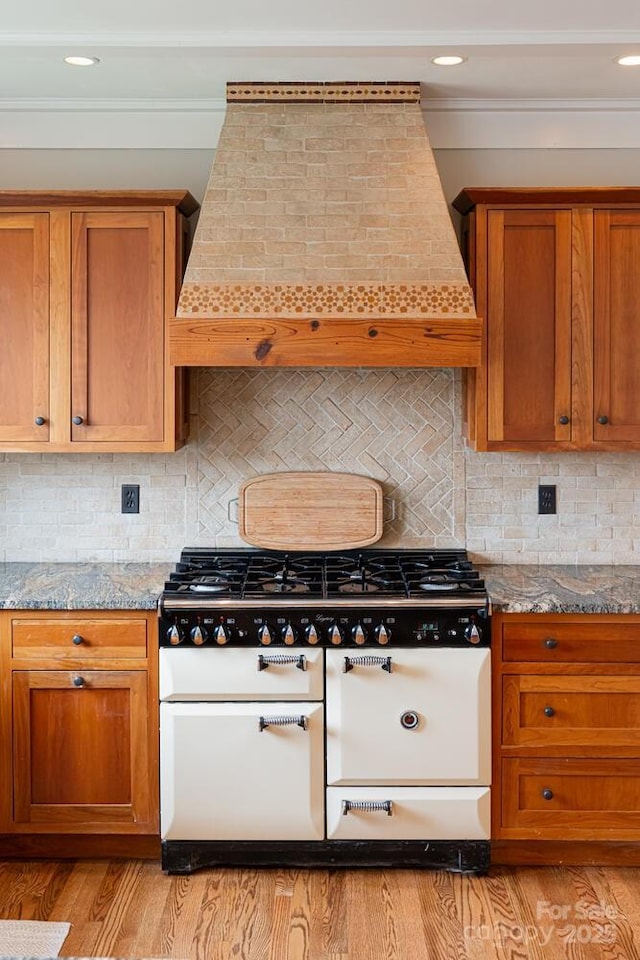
[1,368,639,563]
[192,368,465,548]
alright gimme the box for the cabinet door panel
[0,213,50,441]
[71,211,165,442]
[487,210,572,444]
[12,670,154,831]
[594,211,640,441]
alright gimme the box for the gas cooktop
[159,548,490,648]
[161,547,486,602]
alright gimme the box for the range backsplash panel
[192,367,465,548]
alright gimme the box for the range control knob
[329,623,344,645]
[374,623,390,646]
[352,623,367,645]
[464,623,482,645]
[166,624,183,646]
[258,624,273,646]
[282,623,297,645]
[305,623,319,645]
[212,624,230,645]
[190,625,207,646]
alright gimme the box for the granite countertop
[480,564,640,614]
[1,561,640,614]
[0,562,171,610]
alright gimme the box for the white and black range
[158,548,491,875]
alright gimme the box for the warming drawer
[327,786,491,840]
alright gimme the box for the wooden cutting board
[238,472,384,551]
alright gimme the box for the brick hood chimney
[169,82,481,368]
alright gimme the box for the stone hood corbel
[169,81,481,368]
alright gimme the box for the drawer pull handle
[71,675,86,688]
[72,415,84,425]
[542,788,554,801]
[342,800,393,816]
[544,637,558,649]
[343,655,392,673]
[597,415,609,425]
[71,634,85,646]
[259,715,308,732]
[558,415,570,425]
[34,416,46,426]
[257,654,306,671]
[543,706,555,717]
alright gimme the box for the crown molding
[2,29,640,47]
[2,97,640,149]
[0,98,227,112]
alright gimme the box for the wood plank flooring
[0,860,639,959]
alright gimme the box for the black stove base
[162,839,490,876]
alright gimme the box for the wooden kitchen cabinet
[0,610,159,838]
[492,612,640,844]
[0,191,198,452]
[452,188,640,451]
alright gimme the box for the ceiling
[3,0,640,150]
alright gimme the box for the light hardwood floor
[1,860,639,959]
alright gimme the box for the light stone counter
[480,564,640,615]
[0,562,171,610]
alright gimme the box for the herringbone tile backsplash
[192,367,465,548]
[2,367,640,562]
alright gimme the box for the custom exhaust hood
[169,81,481,368]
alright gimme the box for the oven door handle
[257,653,306,671]
[258,714,308,732]
[342,800,393,816]
[343,655,392,673]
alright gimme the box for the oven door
[160,701,324,841]
[325,647,490,785]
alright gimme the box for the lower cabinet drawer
[12,617,147,660]
[502,758,640,838]
[326,786,490,840]
[502,674,640,748]
[501,620,640,663]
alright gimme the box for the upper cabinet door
[486,209,573,445]
[0,213,50,442]
[70,211,165,443]
[593,211,640,443]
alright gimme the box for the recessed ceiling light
[63,56,100,67]
[617,55,640,66]
[431,55,466,67]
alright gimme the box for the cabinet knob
[34,416,46,426]
[71,634,84,645]
[558,415,570,425]
[543,705,555,717]
[544,637,558,649]
[597,415,609,425]
[71,675,85,687]
[72,416,84,426]
[541,788,554,801]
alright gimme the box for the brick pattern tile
[178,99,473,304]
[2,372,640,562]
[192,367,464,548]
